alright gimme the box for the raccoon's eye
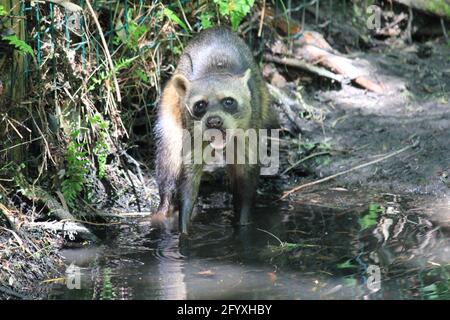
[222,97,237,112]
[193,100,208,117]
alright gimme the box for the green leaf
[0,5,7,16]
[163,8,189,33]
[134,70,149,83]
[337,260,357,269]
[213,0,255,31]
[2,35,34,56]
[359,203,382,231]
[200,12,213,29]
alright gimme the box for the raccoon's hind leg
[154,85,184,218]
[155,160,178,217]
[228,164,260,225]
[178,164,203,234]
[155,140,180,217]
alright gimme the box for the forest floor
[277,38,450,202]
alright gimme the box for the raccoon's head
[172,69,252,149]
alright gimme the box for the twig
[0,226,32,255]
[258,0,266,37]
[0,136,43,154]
[282,151,331,175]
[177,0,193,32]
[441,18,449,40]
[264,54,345,83]
[406,7,413,44]
[0,203,18,231]
[257,228,284,246]
[85,0,122,103]
[281,141,419,199]
[60,219,121,226]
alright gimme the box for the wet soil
[283,39,450,197]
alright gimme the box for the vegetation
[0,0,449,300]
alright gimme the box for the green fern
[114,56,139,71]
[126,20,147,50]
[89,114,110,179]
[61,130,89,206]
[2,35,34,56]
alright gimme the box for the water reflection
[47,192,450,300]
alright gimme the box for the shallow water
[47,191,450,300]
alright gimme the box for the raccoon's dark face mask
[172,70,251,118]
[173,70,252,149]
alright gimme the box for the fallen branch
[26,221,97,241]
[264,54,345,83]
[281,141,419,199]
[111,211,152,217]
[268,31,386,93]
[294,43,385,93]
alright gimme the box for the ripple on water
[47,192,450,300]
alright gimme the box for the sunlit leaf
[163,8,189,33]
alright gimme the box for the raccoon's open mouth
[208,129,228,150]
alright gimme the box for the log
[26,221,97,241]
[294,32,386,93]
[264,54,345,83]
[393,0,450,19]
[268,31,386,93]
[295,36,385,93]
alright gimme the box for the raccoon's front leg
[228,164,260,225]
[179,164,203,234]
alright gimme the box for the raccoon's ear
[172,74,190,98]
[240,69,251,86]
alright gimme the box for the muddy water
[47,192,450,300]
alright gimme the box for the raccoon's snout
[206,116,223,129]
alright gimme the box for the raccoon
[154,27,276,234]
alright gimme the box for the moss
[426,0,450,18]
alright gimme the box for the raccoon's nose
[206,116,223,129]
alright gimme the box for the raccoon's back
[177,27,256,80]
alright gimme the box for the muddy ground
[276,39,450,200]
